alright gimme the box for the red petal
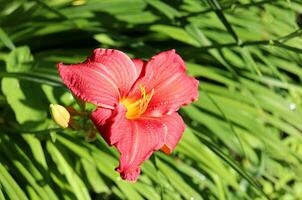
[128,50,199,116]
[116,118,165,182]
[89,49,139,96]
[91,104,166,181]
[58,49,139,108]
[156,112,186,154]
[132,59,145,76]
[90,107,113,144]
[91,104,186,181]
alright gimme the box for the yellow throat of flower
[121,85,154,120]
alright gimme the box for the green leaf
[198,136,268,199]
[1,45,48,125]
[26,186,40,200]
[47,142,91,200]
[150,24,200,47]
[0,185,5,200]
[81,158,109,194]
[0,134,58,200]
[156,158,203,200]
[0,163,27,200]
[1,78,48,124]
[23,135,48,169]
[0,27,15,50]
[206,0,239,43]
[147,0,180,20]
[6,46,33,72]
[177,128,239,188]
[0,0,301,199]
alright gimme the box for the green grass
[1,0,302,199]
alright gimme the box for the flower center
[120,85,154,119]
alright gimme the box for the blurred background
[1,0,302,199]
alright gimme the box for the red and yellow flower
[58,49,198,181]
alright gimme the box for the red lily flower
[58,49,198,181]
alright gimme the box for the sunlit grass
[0,0,302,199]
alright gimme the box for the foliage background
[1,0,302,199]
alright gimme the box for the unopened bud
[49,104,71,128]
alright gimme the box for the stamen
[120,85,154,119]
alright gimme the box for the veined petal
[58,62,119,109]
[147,73,198,116]
[116,118,165,181]
[58,49,139,108]
[154,112,186,154]
[91,104,165,181]
[132,59,145,77]
[128,50,199,116]
[90,107,113,144]
[90,49,138,96]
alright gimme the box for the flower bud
[49,104,71,128]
